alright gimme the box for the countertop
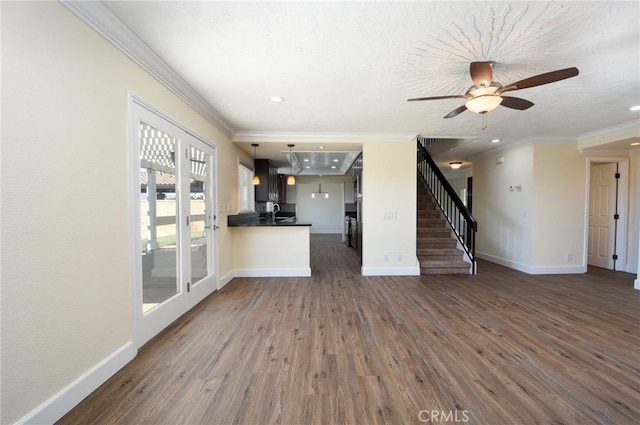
[228,213,312,227]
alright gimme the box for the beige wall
[474,144,534,270]
[474,140,638,275]
[531,144,586,270]
[362,141,418,273]
[1,2,242,422]
[231,227,310,273]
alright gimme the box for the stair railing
[417,138,477,274]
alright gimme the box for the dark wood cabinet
[254,159,278,202]
[277,174,287,204]
[352,153,363,200]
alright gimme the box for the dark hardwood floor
[58,235,640,425]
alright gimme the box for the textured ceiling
[103,1,640,169]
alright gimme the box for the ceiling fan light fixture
[449,161,463,170]
[468,84,500,97]
[465,95,503,114]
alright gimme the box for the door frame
[583,156,629,272]
[128,93,219,349]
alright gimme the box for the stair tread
[418,256,465,263]
[417,248,462,255]
[417,183,471,275]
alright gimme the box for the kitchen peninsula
[228,213,312,277]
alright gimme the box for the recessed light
[269,96,285,103]
[491,139,500,143]
[303,158,310,162]
[333,159,339,162]
[630,105,640,111]
[318,146,325,149]
[631,142,640,146]
[331,166,337,169]
[305,166,311,169]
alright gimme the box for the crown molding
[468,135,577,161]
[232,131,418,144]
[578,120,640,150]
[60,0,235,138]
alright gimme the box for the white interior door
[588,162,617,269]
[132,101,218,347]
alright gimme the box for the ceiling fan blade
[470,62,493,87]
[500,96,535,110]
[444,104,467,119]
[501,67,579,92]
[407,95,466,102]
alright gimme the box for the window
[238,162,255,212]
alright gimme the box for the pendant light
[286,144,296,185]
[251,143,260,185]
[311,184,329,199]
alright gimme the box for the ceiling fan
[407,62,579,118]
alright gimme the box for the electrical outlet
[397,254,402,262]
[566,253,573,262]
[384,255,389,262]
[384,211,397,219]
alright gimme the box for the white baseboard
[634,278,640,290]
[477,252,587,275]
[529,265,587,274]
[234,268,312,277]
[218,270,235,290]
[16,342,136,425]
[476,252,532,274]
[361,264,421,276]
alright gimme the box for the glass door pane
[189,145,209,284]
[139,122,180,312]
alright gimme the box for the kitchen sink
[274,216,295,223]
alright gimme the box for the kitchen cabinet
[277,174,287,204]
[352,153,363,200]
[254,159,278,202]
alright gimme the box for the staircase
[417,189,471,274]
[416,137,477,275]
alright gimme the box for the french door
[132,100,218,347]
